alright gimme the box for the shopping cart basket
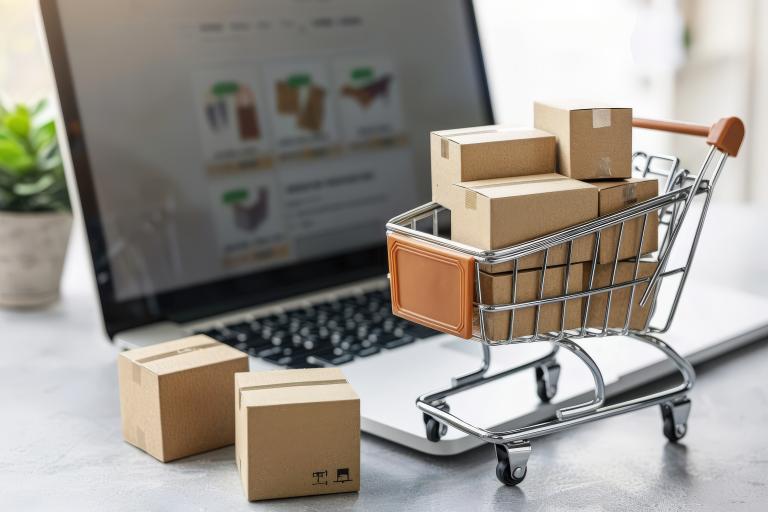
[386,116,744,485]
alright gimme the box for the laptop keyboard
[193,288,440,368]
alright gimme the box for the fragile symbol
[334,467,352,483]
[312,470,328,485]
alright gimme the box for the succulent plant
[0,99,70,212]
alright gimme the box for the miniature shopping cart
[386,117,744,486]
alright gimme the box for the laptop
[40,0,768,456]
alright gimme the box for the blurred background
[1,0,765,204]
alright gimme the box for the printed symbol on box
[334,468,352,483]
[312,470,328,485]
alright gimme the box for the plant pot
[0,211,73,308]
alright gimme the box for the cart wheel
[494,442,531,487]
[660,398,691,443]
[425,418,442,442]
[535,363,560,403]
[495,458,527,486]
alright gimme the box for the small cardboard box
[449,173,598,271]
[585,261,658,331]
[534,101,632,180]
[475,264,585,341]
[592,178,659,263]
[430,125,555,207]
[118,335,249,462]
[235,368,360,501]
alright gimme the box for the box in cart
[430,125,556,208]
[585,260,658,331]
[449,173,598,272]
[235,368,360,501]
[118,335,249,462]
[592,178,659,263]
[475,263,586,341]
[534,101,632,180]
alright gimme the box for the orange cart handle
[633,116,745,157]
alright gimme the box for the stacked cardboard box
[430,101,661,340]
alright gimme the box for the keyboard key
[383,335,415,350]
[308,349,354,366]
[403,323,441,339]
[356,346,381,357]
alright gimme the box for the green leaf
[0,139,35,173]
[13,174,55,196]
[6,109,31,138]
[31,120,57,151]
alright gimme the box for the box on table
[118,335,249,462]
[533,101,632,180]
[475,263,585,341]
[449,173,598,272]
[430,125,555,208]
[592,178,659,263]
[585,261,658,331]
[235,368,360,501]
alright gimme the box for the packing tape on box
[441,138,449,159]
[238,379,348,409]
[592,108,612,128]
[598,156,613,177]
[135,342,221,365]
[464,190,477,210]
[623,182,638,204]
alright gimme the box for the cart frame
[385,116,744,485]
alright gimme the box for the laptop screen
[43,0,491,333]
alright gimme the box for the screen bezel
[39,0,494,339]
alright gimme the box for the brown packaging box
[585,261,658,331]
[298,85,326,132]
[592,178,659,263]
[450,173,598,272]
[475,264,585,341]
[534,101,632,180]
[430,125,555,208]
[118,335,249,462]
[235,368,360,501]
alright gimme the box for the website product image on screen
[54,0,489,302]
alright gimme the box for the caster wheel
[660,399,690,443]
[535,364,560,403]
[495,459,527,486]
[662,415,687,442]
[425,417,442,442]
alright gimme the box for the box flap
[121,335,247,376]
[237,368,359,408]
[432,125,553,145]
[535,99,630,111]
[454,173,595,199]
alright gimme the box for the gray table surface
[2,205,768,511]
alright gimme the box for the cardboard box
[475,264,585,341]
[449,173,598,271]
[235,368,360,501]
[585,261,658,331]
[534,101,632,179]
[592,178,659,263]
[118,335,249,462]
[430,125,555,207]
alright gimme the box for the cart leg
[423,401,450,442]
[494,442,531,486]
[660,397,691,442]
[535,362,561,403]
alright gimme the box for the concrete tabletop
[1,204,768,511]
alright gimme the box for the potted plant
[0,99,72,307]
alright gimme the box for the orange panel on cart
[387,232,474,339]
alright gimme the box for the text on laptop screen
[56,0,488,301]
